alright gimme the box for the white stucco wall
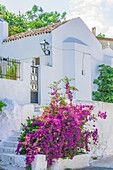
[39,65,55,105]
[62,43,75,78]
[73,99,113,158]
[1,33,52,65]
[1,98,113,162]
[0,21,8,43]
[74,44,92,100]
[1,17,111,105]
[0,62,31,105]
[38,18,105,105]
[102,47,113,66]
[0,99,41,141]
[51,17,103,103]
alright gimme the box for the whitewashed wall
[1,17,112,106]
[1,98,113,160]
[51,18,103,103]
[73,99,113,158]
[0,99,41,141]
[1,33,52,65]
[0,21,8,43]
[0,62,31,105]
[74,44,92,100]
[39,65,55,105]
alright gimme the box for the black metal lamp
[40,39,50,56]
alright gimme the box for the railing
[0,57,20,80]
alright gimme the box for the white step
[7,136,19,142]
[0,153,26,167]
[90,156,113,168]
[2,141,18,148]
[0,146,17,154]
[12,131,22,137]
[0,161,26,170]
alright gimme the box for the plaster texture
[32,154,90,170]
[0,62,31,105]
[0,98,40,141]
[49,154,90,170]
[0,17,107,106]
[73,100,113,159]
[32,154,47,170]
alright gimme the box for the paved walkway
[77,167,113,170]
[78,156,113,170]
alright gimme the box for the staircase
[0,131,27,170]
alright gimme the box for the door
[30,60,38,103]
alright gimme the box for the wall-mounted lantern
[40,39,50,56]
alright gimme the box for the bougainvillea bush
[16,77,107,166]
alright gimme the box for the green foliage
[0,101,7,111]
[93,64,113,103]
[16,77,107,166]
[0,4,66,36]
[5,57,17,80]
[97,33,105,37]
[0,65,3,78]
[18,116,42,155]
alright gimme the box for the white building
[0,17,113,105]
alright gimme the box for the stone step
[76,167,113,169]
[90,156,113,169]
[0,153,26,167]
[2,141,18,148]
[0,146,17,154]
[12,131,22,137]
[0,161,26,170]
[7,136,19,142]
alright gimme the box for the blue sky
[1,0,113,37]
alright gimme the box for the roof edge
[3,20,70,43]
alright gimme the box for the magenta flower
[16,77,107,166]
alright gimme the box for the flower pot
[32,154,47,170]
[32,154,90,170]
[48,154,90,170]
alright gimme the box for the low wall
[73,99,113,158]
[1,98,113,160]
[0,62,31,105]
[32,154,90,170]
[31,100,113,169]
[0,99,41,141]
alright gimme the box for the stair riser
[0,147,16,154]
[13,132,21,136]
[8,136,19,142]
[0,154,15,164]
[0,155,26,167]
[2,142,18,148]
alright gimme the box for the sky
[0,0,113,37]
[69,0,113,37]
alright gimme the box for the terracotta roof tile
[3,20,69,43]
[96,36,113,41]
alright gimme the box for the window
[35,58,40,65]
